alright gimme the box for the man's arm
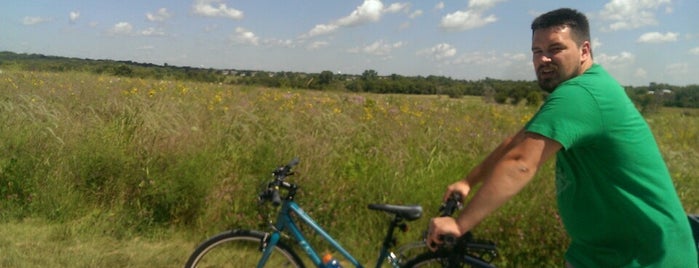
[428,129,561,248]
[442,130,527,201]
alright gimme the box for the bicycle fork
[257,232,281,267]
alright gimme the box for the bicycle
[185,158,498,267]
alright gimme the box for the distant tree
[637,93,663,115]
[319,70,334,86]
[361,69,378,81]
[345,79,363,92]
[494,90,509,104]
[113,65,133,77]
[525,90,543,106]
[481,84,496,103]
[672,85,699,108]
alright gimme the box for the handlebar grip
[271,187,282,206]
[441,234,456,245]
[451,192,463,202]
[429,234,457,249]
[287,157,299,169]
[274,157,300,178]
[440,192,463,217]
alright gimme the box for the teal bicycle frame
[247,158,495,268]
[186,158,498,268]
[260,198,368,267]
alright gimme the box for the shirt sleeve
[524,84,603,150]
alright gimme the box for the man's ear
[581,41,592,62]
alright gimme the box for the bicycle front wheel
[402,251,495,268]
[185,229,304,268]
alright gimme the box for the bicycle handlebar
[259,158,300,206]
[435,192,463,246]
[273,157,299,178]
[439,192,463,217]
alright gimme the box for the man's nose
[538,53,552,63]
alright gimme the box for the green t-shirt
[525,64,697,267]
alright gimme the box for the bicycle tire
[185,229,305,268]
[402,251,495,268]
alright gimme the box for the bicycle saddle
[367,204,423,221]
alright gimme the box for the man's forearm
[455,130,541,234]
[463,130,523,185]
[456,157,537,234]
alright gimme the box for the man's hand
[443,180,471,203]
[426,216,463,251]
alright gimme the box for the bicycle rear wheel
[185,229,304,268]
[402,251,495,268]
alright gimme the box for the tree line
[1,51,697,110]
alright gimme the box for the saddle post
[381,214,404,250]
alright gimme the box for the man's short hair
[531,8,591,46]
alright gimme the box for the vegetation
[3,51,698,111]
[0,54,697,267]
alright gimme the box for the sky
[1,0,698,86]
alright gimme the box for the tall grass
[1,70,697,267]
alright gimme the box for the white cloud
[598,0,671,31]
[22,16,51,25]
[264,38,295,48]
[508,52,527,62]
[439,0,506,31]
[467,0,507,10]
[306,24,340,38]
[192,0,243,20]
[665,63,689,74]
[110,22,133,35]
[301,0,410,38]
[440,10,497,31]
[140,27,166,37]
[634,68,648,79]
[596,51,635,69]
[453,51,499,66]
[409,10,423,19]
[337,0,385,27]
[232,27,259,46]
[147,8,172,22]
[69,11,80,23]
[434,2,445,11]
[592,38,603,50]
[384,3,410,14]
[450,51,527,67]
[690,47,699,55]
[107,22,166,37]
[418,43,457,61]
[352,40,404,57]
[307,41,329,50]
[637,32,678,43]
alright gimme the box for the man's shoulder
[556,64,623,96]
[566,64,606,83]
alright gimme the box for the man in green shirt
[426,8,697,267]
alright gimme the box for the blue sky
[2,0,698,86]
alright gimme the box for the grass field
[1,70,697,267]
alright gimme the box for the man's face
[531,26,589,93]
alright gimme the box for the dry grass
[1,70,696,266]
